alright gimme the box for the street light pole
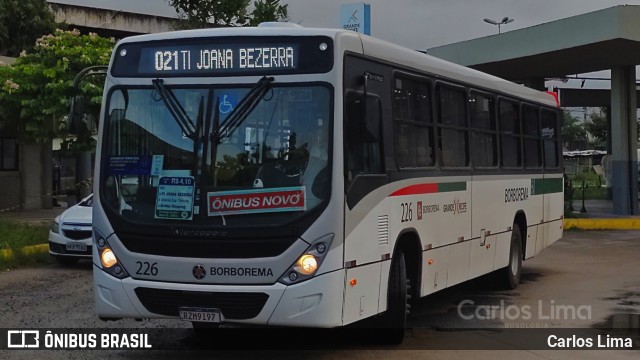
[483,17,514,34]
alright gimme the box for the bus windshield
[101,83,332,227]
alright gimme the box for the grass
[0,218,53,269]
[567,186,610,200]
[566,171,609,200]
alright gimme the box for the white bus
[88,23,563,343]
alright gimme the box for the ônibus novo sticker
[207,187,306,216]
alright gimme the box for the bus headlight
[279,233,333,285]
[100,248,117,268]
[95,231,129,279]
[295,255,318,275]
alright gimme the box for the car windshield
[100,83,332,227]
[79,195,93,207]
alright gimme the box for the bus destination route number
[144,45,297,74]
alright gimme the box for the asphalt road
[0,231,639,359]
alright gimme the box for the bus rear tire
[502,224,522,290]
[377,251,408,344]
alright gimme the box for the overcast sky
[50,0,640,49]
[50,0,640,89]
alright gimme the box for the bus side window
[345,93,383,181]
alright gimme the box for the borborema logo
[193,264,206,280]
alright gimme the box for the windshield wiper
[214,76,274,144]
[152,78,196,138]
[193,96,205,175]
[202,96,218,178]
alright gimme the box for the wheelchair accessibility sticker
[217,91,242,115]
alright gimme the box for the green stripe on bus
[438,182,467,193]
[531,178,563,195]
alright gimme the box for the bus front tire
[502,224,522,290]
[378,251,408,344]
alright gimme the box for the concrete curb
[564,218,640,230]
[0,244,49,260]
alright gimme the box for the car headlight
[51,218,60,234]
[279,233,334,285]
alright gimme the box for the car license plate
[66,243,87,252]
[178,307,223,323]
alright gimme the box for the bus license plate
[66,243,87,252]
[178,307,223,323]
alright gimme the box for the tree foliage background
[562,111,588,151]
[0,0,56,57]
[169,0,289,29]
[0,29,114,149]
[584,107,640,150]
[584,108,608,149]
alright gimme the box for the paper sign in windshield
[155,176,195,220]
[207,187,306,216]
[108,156,152,175]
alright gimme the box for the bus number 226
[400,202,413,222]
[136,261,158,276]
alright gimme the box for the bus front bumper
[93,265,345,327]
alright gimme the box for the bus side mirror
[67,95,86,134]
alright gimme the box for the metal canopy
[426,5,640,81]
[559,88,640,107]
[426,5,640,215]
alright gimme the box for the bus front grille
[134,287,269,320]
[118,232,297,258]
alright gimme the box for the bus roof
[114,25,354,45]
[114,24,557,107]
[357,34,558,107]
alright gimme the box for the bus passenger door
[540,109,563,251]
[342,56,392,323]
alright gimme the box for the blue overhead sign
[340,3,371,35]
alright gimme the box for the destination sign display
[111,36,333,77]
[142,44,298,74]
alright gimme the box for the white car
[48,194,93,266]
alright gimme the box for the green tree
[248,0,289,26]
[584,107,640,149]
[585,108,608,148]
[0,0,56,57]
[561,111,588,151]
[169,0,288,29]
[0,29,114,149]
